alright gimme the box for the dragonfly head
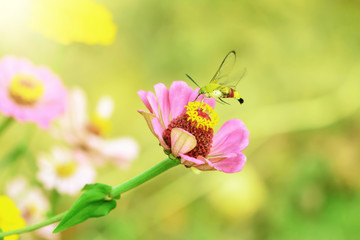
[198,87,207,95]
[238,98,244,104]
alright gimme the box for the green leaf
[0,228,3,240]
[53,183,118,233]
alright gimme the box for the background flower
[0,195,26,240]
[52,87,138,168]
[0,56,67,129]
[37,147,96,195]
[5,178,59,240]
[29,0,116,45]
[6,178,49,224]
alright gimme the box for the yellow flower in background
[0,196,26,240]
[208,166,267,221]
[29,0,117,45]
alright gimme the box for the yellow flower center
[9,74,44,105]
[28,204,38,215]
[87,114,112,136]
[56,162,77,178]
[163,101,218,159]
[185,101,219,130]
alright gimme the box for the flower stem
[0,212,67,238]
[0,157,180,238]
[110,157,180,197]
[0,117,13,136]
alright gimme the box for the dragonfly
[186,50,245,105]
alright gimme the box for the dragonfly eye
[239,98,244,104]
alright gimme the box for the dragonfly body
[199,83,243,103]
[187,51,245,104]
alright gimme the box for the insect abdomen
[222,87,234,98]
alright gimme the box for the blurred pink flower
[138,81,250,173]
[52,87,138,168]
[0,56,67,129]
[37,147,96,195]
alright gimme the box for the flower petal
[209,119,250,156]
[137,90,160,119]
[170,128,196,157]
[201,152,247,173]
[146,91,160,119]
[137,90,152,113]
[189,89,216,109]
[154,83,170,127]
[138,110,156,136]
[178,153,205,165]
[169,81,193,120]
[99,137,139,168]
[138,110,169,151]
[152,117,170,151]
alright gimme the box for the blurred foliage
[0,0,359,239]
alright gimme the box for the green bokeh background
[1,0,360,239]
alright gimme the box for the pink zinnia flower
[138,81,250,173]
[0,56,67,129]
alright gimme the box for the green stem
[0,212,67,238]
[0,117,13,136]
[0,157,180,238]
[110,157,180,197]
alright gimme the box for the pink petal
[203,97,216,109]
[189,89,216,109]
[170,128,196,157]
[209,119,250,156]
[138,110,169,151]
[152,117,169,151]
[137,90,152,113]
[154,83,170,127]
[137,91,159,119]
[169,81,193,120]
[146,91,160,119]
[179,153,205,165]
[202,152,247,173]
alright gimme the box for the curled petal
[137,90,152,113]
[200,153,247,173]
[152,118,169,151]
[169,81,193,120]
[138,110,168,151]
[210,119,250,156]
[179,153,205,166]
[154,83,170,127]
[146,91,160,119]
[137,91,159,119]
[138,110,156,137]
[170,128,196,157]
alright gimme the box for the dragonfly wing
[210,51,236,84]
[222,67,247,88]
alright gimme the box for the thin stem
[0,212,67,238]
[110,157,180,197]
[0,117,13,136]
[0,157,180,238]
